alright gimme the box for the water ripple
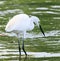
[0,1,5,5]
[0,51,60,58]
[0,9,23,16]
[0,30,60,38]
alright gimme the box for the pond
[0,0,60,61]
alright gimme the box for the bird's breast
[14,20,34,31]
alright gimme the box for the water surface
[0,0,60,61]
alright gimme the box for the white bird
[5,14,45,56]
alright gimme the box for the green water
[0,0,60,61]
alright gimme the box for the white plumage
[5,14,45,56]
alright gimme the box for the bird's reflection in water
[19,55,27,61]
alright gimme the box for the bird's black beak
[39,25,45,36]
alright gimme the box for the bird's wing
[5,17,16,32]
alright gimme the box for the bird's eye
[34,22,36,25]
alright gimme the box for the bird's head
[30,16,39,26]
[30,16,45,36]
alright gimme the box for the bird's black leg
[18,38,21,56]
[22,38,27,56]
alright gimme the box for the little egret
[5,14,45,56]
